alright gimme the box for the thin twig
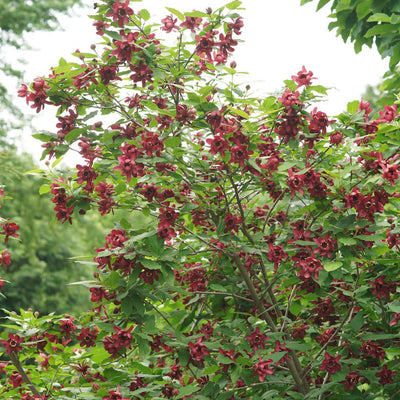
[9,352,41,397]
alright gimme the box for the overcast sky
[16,0,389,164]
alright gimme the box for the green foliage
[0,0,82,133]
[0,0,82,45]
[0,151,109,316]
[302,0,400,87]
[0,1,399,399]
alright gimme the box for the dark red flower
[377,104,398,123]
[106,0,134,27]
[180,16,202,32]
[229,144,253,167]
[105,229,127,248]
[251,355,274,382]
[0,250,12,268]
[1,333,24,354]
[157,226,177,241]
[93,20,110,35]
[103,326,133,358]
[99,65,122,85]
[343,370,361,391]
[292,324,309,340]
[319,352,341,376]
[73,64,98,89]
[103,385,130,400]
[268,243,288,270]
[246,327,269,351]
[360,340,385,361]
[161,15,178,33]
[227,17,244,35]
[375,364,395,385]
[195,31,215,61]
[114,143,145,182]
[277,90,302,108]
[77,327,99,347]
[330,131,344,146]
[188,337,210,366]
[162,384,180,398]
[56,109,77,140]
[59,316,77,338]
[1,222,20,244]
[224,212,243,233]
[129,62,153,87]
[313,234,337,258]
[297,256,323,280]
[368,275,397,299]
[139,267,160,285]
[308,107,335,134]
[291,66,316,88]
[287,168,305,198]
[207,134,230,157]
[175,104,196,123]
[112,31,140,62]
[358,99,372,117]
[9,371,23,388]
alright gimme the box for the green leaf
[103,271,122,289]
[334,214,356,229]
[388,302,400,313]
[32,132,55,142]
[391,14,400,24]
[356,234,382,242]
[284,79,297,91]
[289,301,302,316]
[103,29,122,41]
[356,0,373,19]
[324,261,342,271]
[145,235,164,256]
[285,341,311,351]
[367,13,391,23]
[316,0,330,12]
[152,68,165,79]
[278,161,299,171]
[165,7,184,21]
[140,9,150,21]
[309,85,328,95]
[65,128,86,144]
[164,136,181,148]
[39,184,51,194]
[52,155,64,168]
[338,237,357,245]
[287,391,306,400]
[365,23,400,38]
[349,312,364,331]
[91,348,111,364]
[140,259,161,270]
[185,11,208,18]
[227,106,249,119]
[389,43,400,70]
[178,348,190,366]
[225,0,242,10]
[347,100,360,114]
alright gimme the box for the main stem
[231,253,309,395]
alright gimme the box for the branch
[9,352,41,397]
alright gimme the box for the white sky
[13,0,389,165]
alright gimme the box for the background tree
[0,147,149,315]
[0,150,95,315]
[0,0,83,142]
[302,0,400,107]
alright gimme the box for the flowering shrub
[1,1,400,398]
[0,188,19,294]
